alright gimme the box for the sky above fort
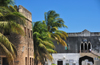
[16,0,100,32]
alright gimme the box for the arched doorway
[57,59,63,65]
[79,56,94,65]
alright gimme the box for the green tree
[0,0,14,6]
[44,10,68,46]
[33,21,56,65]
[0,5,25,64]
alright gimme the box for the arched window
[85,43,87,50]
[81,43,83,52]
[88,43,91,50]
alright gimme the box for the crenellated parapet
[67,29,100,37]
[18,5,32,22]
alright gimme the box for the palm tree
[44,10,68,46]
[33,21,56,65]
[0,5,25,64]
[0,0,14,6]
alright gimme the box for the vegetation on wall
[0,1,26,64]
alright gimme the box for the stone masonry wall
[0,5,34,65]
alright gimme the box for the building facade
[47,29,100,65]
[0,5,34,65]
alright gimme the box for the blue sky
[16,0,100,32]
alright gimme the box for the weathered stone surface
[54,29,100,53]
[0,5,34,65]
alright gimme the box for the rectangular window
[28,29,30,38]
[32,58,34,65]
[68,44,70,50]
[4,29,10,35]
[2,58,8,65]
[24,27,26,36]
[65,46,67,50]
[30,58,31,65]
[25,57,27,65]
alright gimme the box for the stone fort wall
[0,5,34,65]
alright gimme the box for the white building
[46,30,100,65]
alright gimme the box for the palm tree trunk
[47,26,50,31]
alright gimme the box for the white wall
[47,53,80,65]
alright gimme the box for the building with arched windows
[47,29,100,65]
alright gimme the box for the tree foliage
[0,4,25,64]
[33,21,56,65]
[33,10,68,65]
[0,0,14,6]
[44,10,68,46]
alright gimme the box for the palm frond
[0,33,17,63]
[0,21,24,35]
[0,6,26,25]
[39,43,47,49]
[8,5,17,12]
[0,33,17,55]
[0,12,3,17]
[0,42,14,63]
[47,49,57,53]
[42,41,55,48]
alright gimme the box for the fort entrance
[79,56,94,65]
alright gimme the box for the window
[81,43,83,52]
[25,57,27,65]
[83,39,87,42]
[69,59,74,62]
[88,43,91,50]
[28,29,30,38]
[2,58,9,65]
[68,44,70,50]
[32,58,34,65]
[4,29,10,35]
[24,27,26,36]
[30,58,31,65]
[85,43,87,50]
[65,44,70,50]
[65,46,67,50]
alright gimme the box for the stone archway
[79,56,94,65]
